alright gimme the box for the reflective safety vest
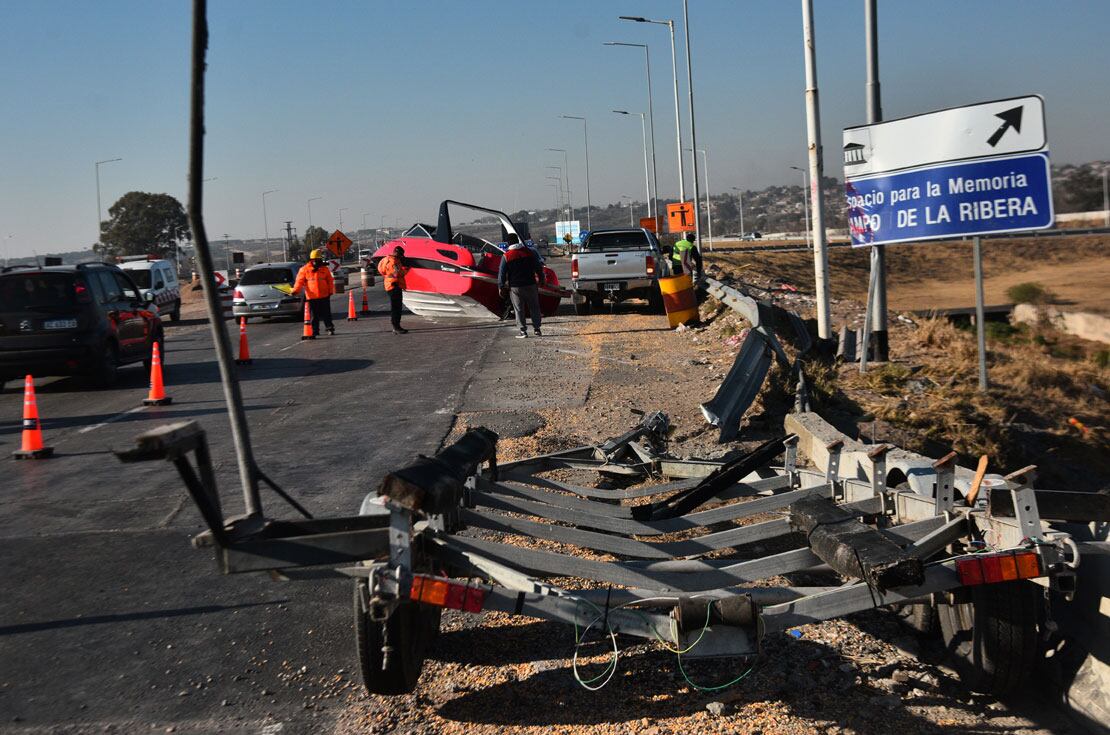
[292,262,335,300]
[672,238,694,265]
[377,255,409,291]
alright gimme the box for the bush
[1006,282,1053,304]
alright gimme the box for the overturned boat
[371,201,564,319]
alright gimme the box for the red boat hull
[371,237,563,320]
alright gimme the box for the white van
[118,258,182,321]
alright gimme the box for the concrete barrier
[1013,304,1110,344]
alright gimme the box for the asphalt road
[0,283,527,733]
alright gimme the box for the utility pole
[94,157,122,247]
[731,187,745,237]
[1103,166,1109,227]
[865,0,889,359]
[262,189,277,263]
[801,0,831,339]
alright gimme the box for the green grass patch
[1006,281,1054,304]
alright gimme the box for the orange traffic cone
[301,301,315,340]
[347,290,358,321]
[142,342,172,406]
[236,317,253,365]
[13,375,53,459]
[360,287,371,316]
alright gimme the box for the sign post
[844,95,1052,387]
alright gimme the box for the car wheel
[169,301,181,322]
[91,343,119,388]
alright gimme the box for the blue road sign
[846,152,1053,247]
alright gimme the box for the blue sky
[1,0,1107,257]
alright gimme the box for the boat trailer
[116,411,1105,696]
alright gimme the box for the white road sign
[842,95,1046,177]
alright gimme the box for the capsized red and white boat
[370,200,565,319]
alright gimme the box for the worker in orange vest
[377,245,410,334]
[292,249,336,336]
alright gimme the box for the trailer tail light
[646,255,655,275]
[956,550,1041,587]
[409,574,486,613]
[571,257,579,279]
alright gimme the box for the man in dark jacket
[497,235,545,338]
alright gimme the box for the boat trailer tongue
[114,408,1101,696]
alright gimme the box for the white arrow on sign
[842,94,1046,177]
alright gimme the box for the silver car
[232,262,302,320]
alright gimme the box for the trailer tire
[573,299,591,316]
[937,580,1039,695]
[353,581,428,695]
[896,601,938,636]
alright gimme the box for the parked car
[741,231,763,241]
[232,262,302,320]
[569,228,667,315]
[118,257,182,321]
[0,263,164,388]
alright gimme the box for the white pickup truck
[569,228,668,315]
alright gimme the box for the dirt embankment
[711,233,1110,315]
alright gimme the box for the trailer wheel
[896,601,938,636]
[573,299,591,316]
[937,580,1040,695]
[353,580,430,695]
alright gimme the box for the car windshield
[0,273,77,311]
[125,269,152,288]
[582,231,651,251]
[239,267,294,286]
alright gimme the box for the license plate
[603,282,621,291]
[44,319,77,330]
[250,303,278,311]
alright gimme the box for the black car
[0,263,165,388]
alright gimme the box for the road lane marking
[77,405,147,434]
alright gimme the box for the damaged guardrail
[700,277,813,441]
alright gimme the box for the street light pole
[682,0,703,251]
[1103,167,1109,227]
[94,157,122,247]
[262,189,277,261]
[790,166,810,248]
[546,176,564,214]
[338,207,348,232]
[687,148,713,252]
[621,16,685,207]
[613,111,652,223]
[605,42,659,221]
[731,187,745,237]
[559,116,591,229]
[307,196,321,229]
[545,166,564,212]
[801,0,831,339]
[546,148,571,220]
[621,195,634,225]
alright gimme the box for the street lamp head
[789,165,804,172]
[619,15,648,22]
[560,115,585,121]
[612,110,629,115]
[546,147,566,152]
[605,41,646,48]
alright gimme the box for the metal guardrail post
[783,435,799,488]
[868,444,891,497]
[1003,465,1041,540]
[932,452,957,514]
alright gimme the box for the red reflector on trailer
[409,574,488,613]
[956,550,1042,587]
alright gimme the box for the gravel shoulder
[331,284,1079,735]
